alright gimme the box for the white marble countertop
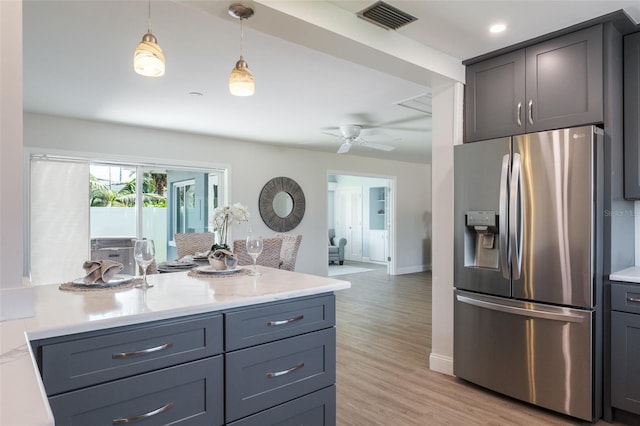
[610,266,640,283]
[0,266,350,426]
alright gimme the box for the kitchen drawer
[225,294,335,351]
[228,385,336,426]
[49,356,224,426]
[611,283,640,314]
[40,314,223,395]
[226,327,336,422]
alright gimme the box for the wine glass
[134,239,155,288]
[246,235,263,276]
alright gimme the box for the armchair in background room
[328,229,347,265]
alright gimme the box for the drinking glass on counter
[246,235,263,276]
[134,239,155,288]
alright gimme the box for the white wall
[24,112,432,278]
[429,81,463,375]
[1,0,34,320]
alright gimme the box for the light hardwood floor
[334,262,628,426]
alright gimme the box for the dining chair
[174,232,216,258]
[233,237,283,269]
[275,233,302,271]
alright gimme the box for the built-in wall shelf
[369,187,385,230]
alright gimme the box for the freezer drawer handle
[628,296,640,303]
[112,342,173,359]
[112,402,174,425]
[456,294,585,323]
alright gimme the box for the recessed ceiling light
[490,23,507,33]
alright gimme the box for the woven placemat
[187,268,251,279]
[59,278,142,292]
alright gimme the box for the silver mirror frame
[258,177,305,232]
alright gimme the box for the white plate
[164,260,196,267]
[72,274,134,286]
[194,265,243,275]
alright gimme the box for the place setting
[59,259,138,292]
[59,239,158,292]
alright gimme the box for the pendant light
[228,4,255,96]
[133,0,165,77]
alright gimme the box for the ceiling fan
[324,124,396,154]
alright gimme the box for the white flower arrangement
[211,202,250,250]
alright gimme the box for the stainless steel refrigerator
[453,125,604,421]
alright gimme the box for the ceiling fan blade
[337,142,352,154]
[321,131,341,139]
[363,142,395,151]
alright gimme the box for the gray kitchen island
[0,266,350,425]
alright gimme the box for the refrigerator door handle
[509,153,523,279]
[499,154,510,279]
[456,294,586,323]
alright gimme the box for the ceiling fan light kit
[228,4,255,96]
[133,0,165,77]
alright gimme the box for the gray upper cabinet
[465,25,603,142]
[624,31,640,200]
[465,50,526,142]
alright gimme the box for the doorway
[328,173,393,274]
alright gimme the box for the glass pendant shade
[229,57,255,96]
[134,32,165,77]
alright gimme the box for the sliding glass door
[28,154,226,284]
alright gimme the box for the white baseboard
[429,352,454,376]
[395,264,432,275]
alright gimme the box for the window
[28,154,226,284]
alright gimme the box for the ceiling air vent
[357,1,417,30]
[395,93,432,115]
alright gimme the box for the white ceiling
[23,1,640,163]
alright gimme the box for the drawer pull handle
[112,342,173,359]
[112,401,174,425]
[628,296,640,303]
[267,315,304,326]
[266,362,305,378]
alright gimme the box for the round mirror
[272,191,294,218]
[259,177,305,232]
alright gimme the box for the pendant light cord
[239,17,245,58]
[147,0,152,33]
